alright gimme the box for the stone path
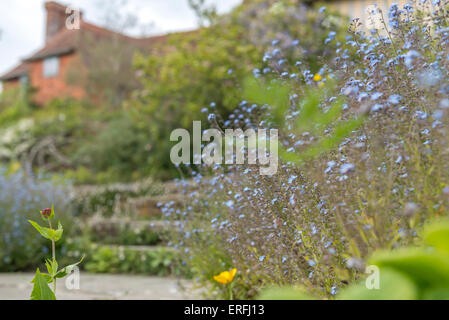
[0,273,197,300]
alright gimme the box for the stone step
[72,178,195,218]
[162,179,198,194]
[87,218,178,238]
[123,194,186,218]
[91,244,176,253]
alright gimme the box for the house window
[43,56,59,78]
[19,75,28,86]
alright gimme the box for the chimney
[44,1,69,43]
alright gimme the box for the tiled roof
[0,62,29,81]
[23,21,166,62]
[1,19,193,80]
[23,27,78,62]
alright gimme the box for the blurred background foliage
[2,0,449,301]
[0,0,376,290]
[0,0,346,184]
[130,0,346,178]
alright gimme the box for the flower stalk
[28,206,84,300]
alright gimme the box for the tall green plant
[28,206,84,300]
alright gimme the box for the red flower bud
[41,208,52,218]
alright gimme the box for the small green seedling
[28,205,84,300]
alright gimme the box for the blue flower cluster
[165,1,449,299]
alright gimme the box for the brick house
[0,1,169,105]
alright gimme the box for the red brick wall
[29,53,86,105]
[2,79,20,91]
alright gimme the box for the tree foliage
[129,0,347,177]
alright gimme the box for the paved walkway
[0,273,196,300]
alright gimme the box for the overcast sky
[0,0,242,75]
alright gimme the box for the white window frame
[43,56,60,78]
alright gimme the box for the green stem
[48,219,56,294]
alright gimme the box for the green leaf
[301,116,364,159]
[45,259,58,278]
[28,220,63,242]
[280,116,365,163]
[257,287,315,300]
[41,273,53,284]
[247,78,365,164]
[45,260,53,276]
[56,255,85,279]
[30,269,56,300]
[53,222,64,242]
[422,288,449,300]
[28,220,55,241]
[338,268,418,300]
[295,90,321,132]
[422,219,449,254]
[316,97,345,129]
[243,77,290,126]
[370,248,449,290]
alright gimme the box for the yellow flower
[8,161,21,174]
[313,73,323,82]
[213,268,237,285]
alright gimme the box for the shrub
[0,93,156,184]
[84,245,188,277]
[74,116,152,181]
[89,223,163,246]
[0,98,92,177]
[168,2,449,299]
[0,119,35,162]
[0,87,32,126]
